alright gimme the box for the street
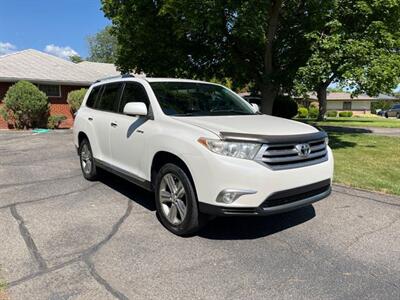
[0,130,399,299]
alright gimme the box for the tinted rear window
[86,86,101,108]
[96,83,122,112]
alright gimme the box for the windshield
[149,82,256,116]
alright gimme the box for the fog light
[216,189,257,204]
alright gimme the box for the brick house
[0,49,120,128]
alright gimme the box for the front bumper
[185,145,334,208]
[199,179,331,216]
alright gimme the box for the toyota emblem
[295,143,311,157]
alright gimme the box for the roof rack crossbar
[94,73,134,83]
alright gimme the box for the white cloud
[44,44,79,60]
[0,42,17,55]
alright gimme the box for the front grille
[260,179,331,208]
[257,138,328,170]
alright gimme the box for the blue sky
[0,0,110,58]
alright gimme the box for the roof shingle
[0,49,121,85]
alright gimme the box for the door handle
[110,122,118,127]
[88,117,93,121]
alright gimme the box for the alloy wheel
[159,173,187,225]
[80,144,92,175]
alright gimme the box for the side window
[119,82,150,113]
[86,86,101,108]
[96,83,123,112]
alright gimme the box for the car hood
[172,114,318,137]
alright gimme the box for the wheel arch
[78,131,89,147]
[150,151,197,196]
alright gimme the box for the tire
[155,163,206,236]
[79,138,98,181]
[385,113,389,118]
[397,113,400,119]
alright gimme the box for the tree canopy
[87,26,118,63]
[102,0,400,115]
[294,0,400,119]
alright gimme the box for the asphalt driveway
[0,130,399,299]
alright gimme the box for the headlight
[324,136,329,145]
[198,137,261,160]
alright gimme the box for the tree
[69,55,83,63]
[295,0,400,120]
[87,26,118,63]
[101,0,330,114]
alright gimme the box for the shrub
[326,111,338,117]
[67,88,87,115]
[297,107,308,118]
[308,106,319,118]
[272,95,298,119]
[338,111,353,117]
[3,81,49,129]
[47,115,67,129]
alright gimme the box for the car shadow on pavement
[198,205,316,240]
[97,171,316,240]
[98,172,156,211]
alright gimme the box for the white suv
[73,76,333,235]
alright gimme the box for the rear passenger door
[91,82,123,163]
[109,82,151,179]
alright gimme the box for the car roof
[92,75,216,86]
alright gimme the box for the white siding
[327,100,372,111]
[327,101,343,110]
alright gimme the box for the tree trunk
[316,85,328,121]
[260,0,283,115]
[260,83,277,115]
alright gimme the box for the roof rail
[94,73,134,83]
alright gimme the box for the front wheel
[155,163,206,236]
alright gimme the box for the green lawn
[329,133,400,196]
[302,117,400,128]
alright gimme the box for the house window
[37,84,61,97]
[343,101,352,110]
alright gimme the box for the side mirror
[251,103,260,113]
[123,102,148,116]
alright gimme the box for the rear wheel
[155,163,206,236]
[79,138,98,181]
[397,113,400,119]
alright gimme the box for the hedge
[297,107,308,118]
[308,106,319,118]
[326,111,338,117]
[338,111,353,117]
[67,88,87,115]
